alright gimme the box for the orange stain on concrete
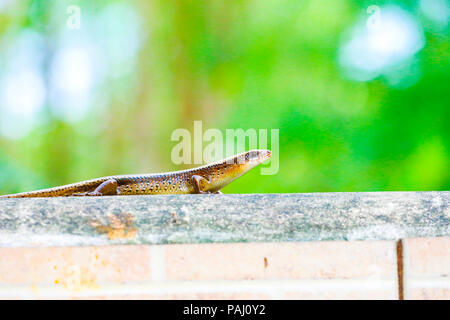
[89,212,137,240]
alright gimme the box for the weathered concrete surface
[0,192,448,247]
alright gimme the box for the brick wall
[0,237,448,300]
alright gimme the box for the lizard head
[205,149,272,192]
[241,149,272,164]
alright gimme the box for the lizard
[0,149,271,198]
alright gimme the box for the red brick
[405,237,450,276]
[406,288,450,300]
[72,292,270,300]
[165,241,397,281]
[284,289,397,300]
[0,245,151,287]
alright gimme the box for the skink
[0,150,271,198]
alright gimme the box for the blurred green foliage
[0,0,448,195]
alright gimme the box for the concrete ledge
[0,191,448,247]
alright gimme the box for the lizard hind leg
[72,179,119,196]
[191,175,223,194]
[191,175,211,194]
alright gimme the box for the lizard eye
[247,151,259,161]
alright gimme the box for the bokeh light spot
[339,6,425,86]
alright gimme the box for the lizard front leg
[73,179,119,196]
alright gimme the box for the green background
[0,0,448,195]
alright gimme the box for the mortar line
[150,245,166,282]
